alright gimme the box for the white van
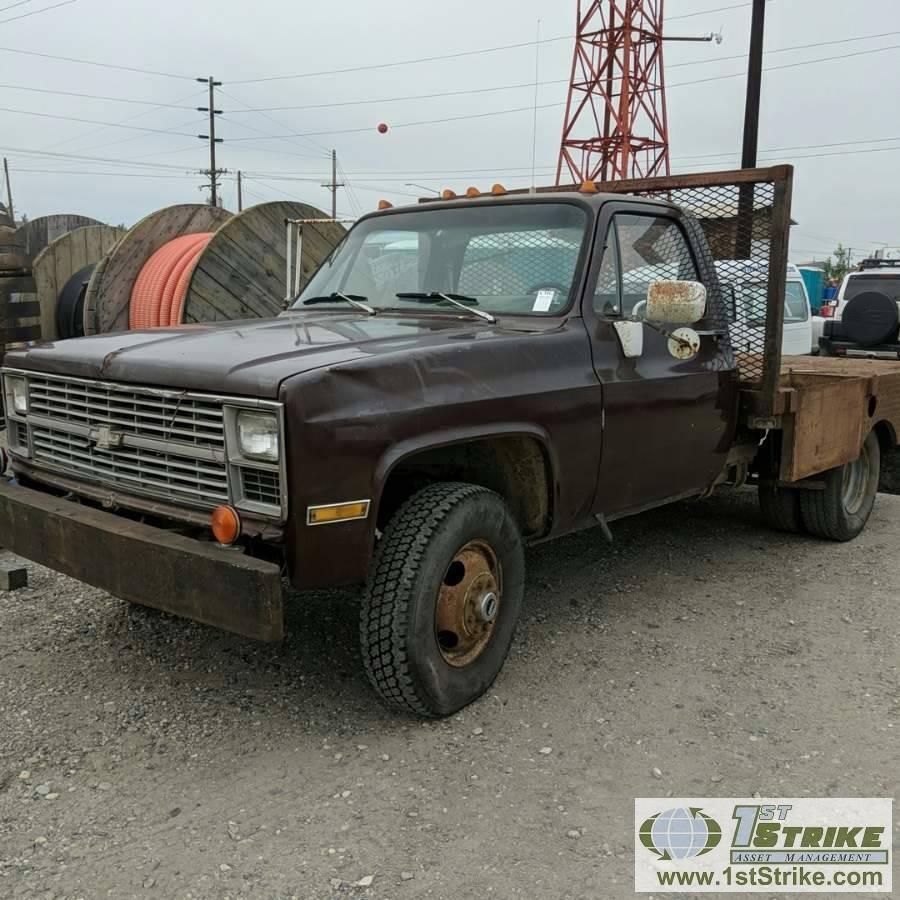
[716,261,812,356]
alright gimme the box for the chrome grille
[240,467,281,507]
[32,425,229,505]
[27,375,225,449]
[6,371,285,519]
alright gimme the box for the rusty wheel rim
[435,539,502,668]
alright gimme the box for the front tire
[360,482,525,717]
[800,430,881,541]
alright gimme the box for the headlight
[236,410,279,462]
[4,376,27,416]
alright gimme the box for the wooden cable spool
[32,224,126,341]
[15,214,104,265]
[85,201,345,335]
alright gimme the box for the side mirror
[645,280,707,325]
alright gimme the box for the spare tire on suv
[841,290,899,346]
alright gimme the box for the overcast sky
[2,0,898,263]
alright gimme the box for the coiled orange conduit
[129,232,213,329]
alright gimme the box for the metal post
[237,170,243,212]
[2,157,13,224]
[741,0,767,168]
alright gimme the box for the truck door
[585,203,738,517]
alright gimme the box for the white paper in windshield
[533,289,556,312]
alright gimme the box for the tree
[823,244,853,283]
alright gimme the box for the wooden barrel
[0,273,41,352]
[0,225,27,274]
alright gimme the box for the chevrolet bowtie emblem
[90,425,124,450]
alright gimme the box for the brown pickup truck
[2,165,898,717]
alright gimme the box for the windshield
[294,202,589,317]
[784,281,809,322]
[735,279,808,326]
[844,273,900,303]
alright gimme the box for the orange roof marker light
[377,199,393,210]
[579,180,599,194]
[491,183,507,195]
[441,189,457,200]
[211,505,241,546]
[465,186,481,197]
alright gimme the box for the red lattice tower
[556,0,670,184]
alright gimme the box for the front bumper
[819,337,900,360]
[0,479,283,641]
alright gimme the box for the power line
[45,89,206,155]
[0,0,76,25]
[221,43,900,147]
[0,26,892,129]
[7,168,203,179]
[218,86,331,156]
[0,81,197,109]
[0,144,207,171]
[667,28,900,70]
[213,29,900,117]
[0,103,201,137]
[230,2,754,86]
[668,1,756,20]
[0,44,194,80]
[230,36,574,85]
[0,0,38,12]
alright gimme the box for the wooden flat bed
[769,355,900,482]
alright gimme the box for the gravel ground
[0,489,898,899]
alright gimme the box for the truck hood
[4,312,525,398]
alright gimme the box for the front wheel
[800,430,881,541]
[360,482,525,717]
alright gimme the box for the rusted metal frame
[524,165,790,196]
[619,5,633,179]
[758,168,793,417]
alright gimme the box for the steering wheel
[527,283,568,297]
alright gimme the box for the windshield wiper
[396,291,496,323]
[301,292,377,315]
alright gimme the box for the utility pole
[321,149,344,219]
[735,0,768,259]
[741,0,767,168]
[2,157,14,224]
[197,76,225,207]
[237,170,243,212]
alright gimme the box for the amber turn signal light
[441,189,457,200]
[579,180,599,194]
[377,199,393,210]
[491,183,507,195]
[211,505,241,545]
[307,501,370,526]
[465,186,481,197]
